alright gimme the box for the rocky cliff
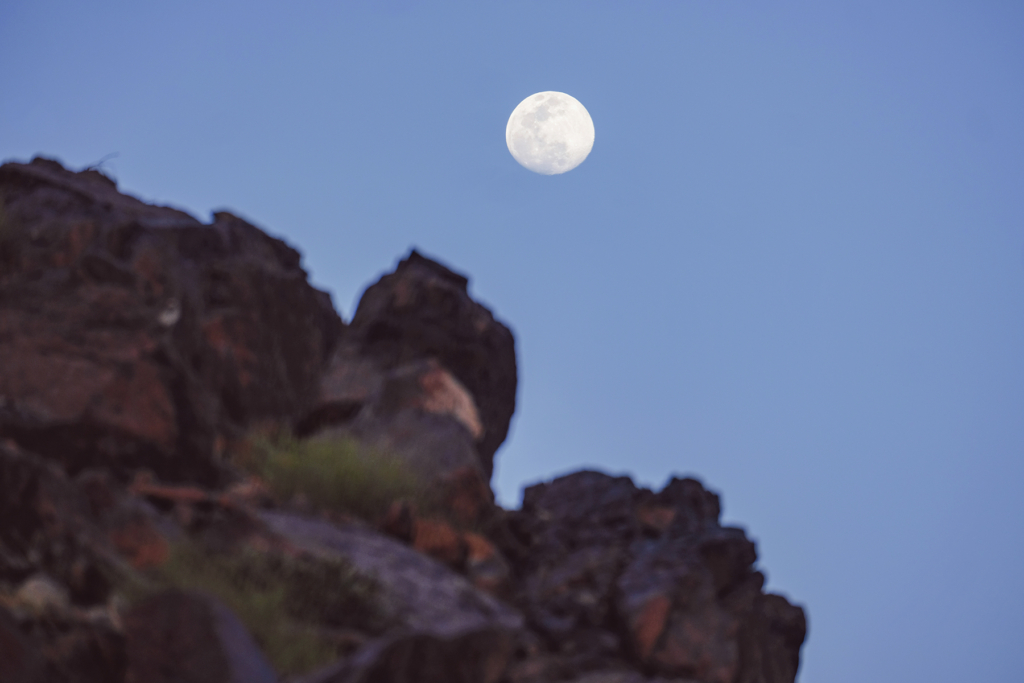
[0,157,806,683]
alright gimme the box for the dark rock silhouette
[124,590,277,683]
[0,157,342,484]
[504,471,805,683]
[311,250,517,481]
[0,157,805,683]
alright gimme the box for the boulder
[0,440,116,602]
[123,589,277,683]
[0,605,126,683]
[259,511,522,635]
[302,250,516,481]
[0,606,45,683]
[380,501,513,596]
[0,157,342,484]
[0,570,126,683]
[306,358,486,484]
[259,510,523,683]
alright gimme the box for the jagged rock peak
[310,247,518,480]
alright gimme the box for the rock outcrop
[124,590,278,683]
[502,472,806,683]
[0,157,342,484]
[301,250,517,482]
[0,157,805,683]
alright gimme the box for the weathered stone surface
[0,579,126,683]
[318,357,482,441]
[0,440,115,602]
[306,250,516,480]
[463,531,512,597]
[292,628,516,683]
[0,157,342,484]
[124,589,277,683]
[33,617,125,683]
[304,359,494,499]
[618,539,740,683]
[733,593,807,683]
[260,510,521,682]
[0,606,45,683]
[259,511,522,638]
[302,357,490,491]
[507,470,806,683]
[378,495,512,596]
[516,472,638,641]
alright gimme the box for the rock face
[259,511,522,638]
[302,250,517,482]
[124,590,278,683]
[305,358,488,484]
[0,157,805,683]
[503,472,806,683]
[0,157,342,483]
[261,511,522,683]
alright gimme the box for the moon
[506,92,595,175]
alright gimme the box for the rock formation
[0,157,342,484]
[0,157,805,683]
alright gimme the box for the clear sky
[2,1,1022,680]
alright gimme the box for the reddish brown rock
[320,250,517,480]
[260,510,524,683]
[632,594,672,661]
[636,504,676,534]
[0,159,807,683]
[0,606,45,683]
[38,618,126,683]
[0,439,174,602]
[107,517,170,570]
[733,593,807,683]
[618,540,741,683]
[463,531,512,596]
[511,471,805,683]
[413,518,468,569]
[124,589,277,683]
[319,358,487,481]
[0,157,342,484]
[302,358,491,486]
[0,440,111,602]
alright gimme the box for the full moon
[506,91,595,175]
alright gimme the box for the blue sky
[3,1,1023,680]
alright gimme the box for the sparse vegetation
[235,431,438,522]
[132,539,390,676]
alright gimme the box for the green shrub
[142,540,390,676]
[237,433,436,522]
